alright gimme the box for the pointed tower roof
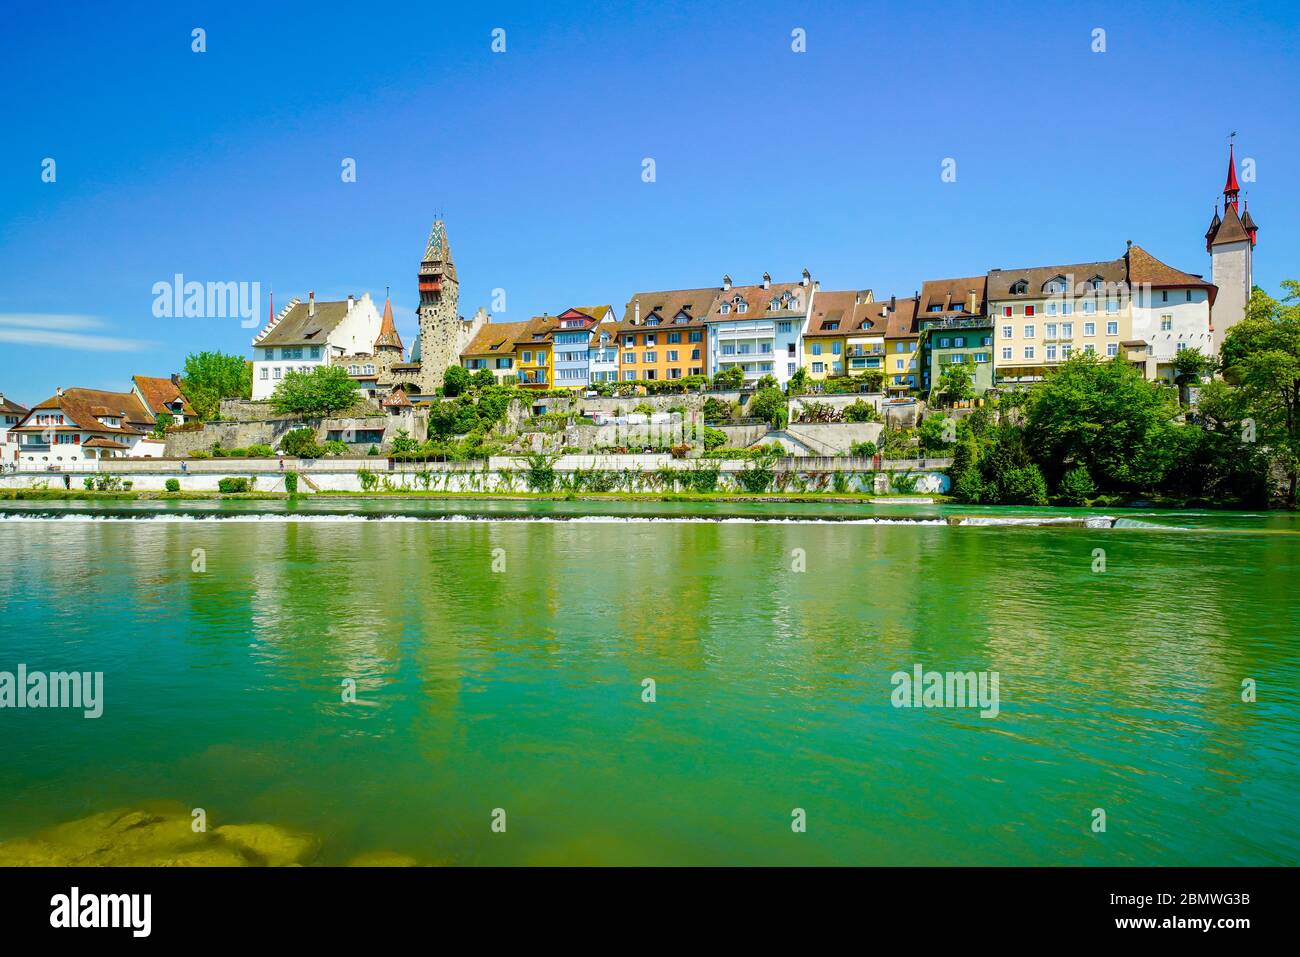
[421,219,457,281]
[374,296,403,351]
[1223,143,1240,196]
[1210,201,1251,247]
[382,386,413,409]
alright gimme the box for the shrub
[83,477,94,490]
[188,450,210,459]
[1057,465,1096,505]
[1000,464,1049,505]
[284,471,298,494]
[443,365,471,397]
[670,443,691,459]
[950,468,985,504]
[246,443,274,458]
[279,428,322,458]
[526,454,556,493]
[357,469,379,491]
[748,387,788,428]
[850,441,877,458]
[217,477,251,494]
[736,460,775,493]
[165,478,181,493]
[843,400,881,423]
[367,445,380,456]
[702,426,727,450]
[683,463,720,493]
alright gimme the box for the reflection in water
[1,506,1298,865]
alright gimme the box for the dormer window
[645,316,661,326]
[1044,276,1068,295]
[1089,276,1104,290]
[720,303,730,315]
[1011,280,1029,295]
[823,321,840,331]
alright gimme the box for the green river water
[1,498,1297,865]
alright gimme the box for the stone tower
[1205,143,1259,353]
[412,220,486,394]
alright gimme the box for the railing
[919,317,992,331]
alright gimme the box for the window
[310,346,321,359]
[1024,305,1036,317]
[623,371,635,381]
[1002,326,1013,339]
[1083,322,1095,337]
[1046,344,1058,360]
[1061,322,1072,338]
[1161,290,1169,302]
[1002,306,1013,317]
[645,334,657,346]
[668,332,681,344]
[787,343,796,356]
[623,352,635,364]
[982,336,992,346]
[688,330,703,342]
[1106,321,1118,336]
[1083,300,1096,314]
[1046,302,1057,316]
[645,369,657,381]
[1160,315,1173,331]
[1023,325,1035,338]
[1012,280,1028,294]
[811,343,822,356]
[522,351,532,363]
[260,367,268,380]
[1024,346,1035,359]
[1046,323,1058,339]
[1062,302,1073,316]
[691,348,700,360]
[974,352,989,363]
[624,336,634,347]
[1176,341,1189,352]
[939,338,950,348]
[824,321,840,330]
[666,350,678,362]
[832,342,842,355]
[645,352,657,363]
[812,362,825,373]
[273,367,281,379]
[1107,342,1119,357]
[719,303,730,315]
[954,337,966,348]
[777,321,793,333]
[1185,290,1193,303]
[1106,299,1119,314]
[787,363,797,376]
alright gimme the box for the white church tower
[1204,142,1259,352]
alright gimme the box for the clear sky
[1,0,1296,403]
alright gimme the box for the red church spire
[1223,143,1240,211]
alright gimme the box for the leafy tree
[269,365,360,417]
[843,399,881,423]
[712,366,744,389]
[1024,353,1178,491]
[150,410,173,437]
[1057,466,1096,504]
[937,358,976,406]
[918,414,956,454]
[471,367,496,389]
[444,365,472,397]
[1217,282,1300,502]
[180,351,252,419]
[755,373,779,391]
[279,427,324,458]
[748,387,788,428]
[788,367,811,395]
[703,397,733,421]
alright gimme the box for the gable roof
[14,388,153,435]
[132,375,196,417]
[515,315,560,345]
[880,296,921,339]
[619,288,720,331]
[919,276,987,316]
[987,258,1128,300]
[0,395,28,416]
[255,298,356,347]
[461,320,530,356]
[1125,244,1215,300]
[805,289,881,337]
[705,281,808,322]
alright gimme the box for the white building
[10,387,165,470]
[251,292,384,400]
[1,393,31,469]
[704,271,815,386]
[1125,243,1216,382]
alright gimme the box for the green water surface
[1,499,1297,865]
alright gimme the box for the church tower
[1205,143,1259,352]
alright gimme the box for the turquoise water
[1,499,1298,865]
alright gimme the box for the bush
[1000,464,1049,505]
[367,445,380,456]
[357,469,379,491]
[748,387,788,428]
[526,454,557,492]
[850,441,877,458]
[1057,465,1096,505]
[165,478,181,493]
[702,426,727,450]
[269,365,360,417]
[950,468,985,504]
[246,443,274,458]
[284,471,299,494]
[217,477,252,494]
[280,428,323,458]
[83,477,94,490]
[188,450,211,459]
[736,460,775,493]
[683,463,720,493]
[843,400,881,423]
[323,440,349,456]
[443,365,472,397]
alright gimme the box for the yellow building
[460,320,529,384]
[513,316,557,389]
[881,296,921,393]
[802,289,880,381]
[616,288,714,384]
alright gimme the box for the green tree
[788,367,811,395]
[470,368,496,389]
[748,387,788,428]
[279,427,324,458]
[443,365,472,397]
[936,358,976,406]
[180,351,252,419]
[712,366,744,389]
[1057,466,1096,505]
[755,373,779,391]
[1217,282,1300,502]
[1024,353,1178,491]
[149,410,173,438]
[269,365,360,417]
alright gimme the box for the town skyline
[2,0,1297,400]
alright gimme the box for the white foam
[0,511,950,527]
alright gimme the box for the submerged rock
[0,804,323,867]
[346,850,419,867]
[215,823,321,866]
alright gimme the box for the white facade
[707,285,813,387]
[1211,239,1252,354]
[251,294,384,399]
[589,325,619,383]
[1130,286,1214,379]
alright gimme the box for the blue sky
[1,0,1296,402]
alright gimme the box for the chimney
[347,294,355,313]
[890,295,897,311]
[634,298,641,324]
[968,289,978,313]
[722,274,732,292]
[813,280,820,291]
[56,387,64,398]
[762,272,771,289]
[308,291,316,317]
[801,268,811,287]
[170,373,180,386]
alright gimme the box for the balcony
[919,317,992,332]
[517,372,549,386]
